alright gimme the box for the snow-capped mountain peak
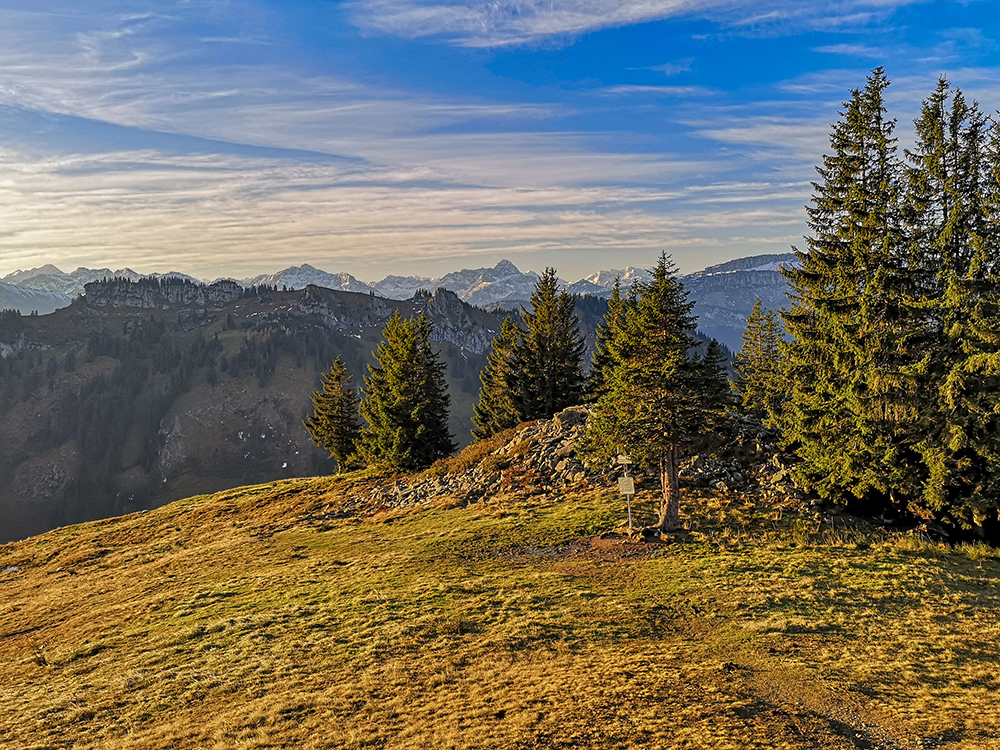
[493,260,527,278]
[1,264,65,284]
[238,265,373,294]
[0,281,72,315]
[583,266,651,288]
[0,266,199,297]
[367,259,540,307]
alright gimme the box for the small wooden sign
[618,477,635,495]
[616,454,633,465]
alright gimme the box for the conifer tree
[696,338,735,411]
[583,254,729,532]
[472,316,522,440]
[781,67,913,507]
[903,79,1000,526]
[358,311,455,470]
[304,356,361,473]
[587,279,627,401]
[510,268,586,420]
[733,299,784,424]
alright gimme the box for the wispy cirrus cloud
[814,43,883,57]
[599,84,713,97]
[349,0,705,47]
[0,6,563,152]
[649,58,694,76]
[816,29,997,66]
[349,0,932,48]
[0,0,988,285]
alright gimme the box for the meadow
[2,470,999,749]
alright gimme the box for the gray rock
[554,406,589,428]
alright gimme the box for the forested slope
[0,284,493,542]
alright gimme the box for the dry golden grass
[421,427,523,477]
[2,475,1000,749]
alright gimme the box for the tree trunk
[657,444,680,531]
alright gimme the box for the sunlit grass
[2,476,1000,748]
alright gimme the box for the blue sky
[0,0,997,282]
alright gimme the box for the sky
[0,1,998,283]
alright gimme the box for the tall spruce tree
[733,299,784,424]
[583,254,730,531]
[903,79,1000,527]
[696,338,735,411]
[304,356,361,473]
[510,268,586,420]
[358,311,455,470]
[472,316,522,440]
[587,279,626,401]
[781,67,914,509]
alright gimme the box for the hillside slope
[1,420,998,749]
[0,285,495,542]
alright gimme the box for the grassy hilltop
[2,448,1000,749]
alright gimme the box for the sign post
[617,454,635,531]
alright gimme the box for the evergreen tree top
[513,266,586,420]
[359,310,454,470]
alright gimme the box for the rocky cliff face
[414,289,504,354]
[81,279,505,355]
[289,285,503,355]
[294,284,399,330]
[681,254,796,350]
[83,278,244,310]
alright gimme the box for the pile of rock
[677,414,811,509]
[679,454,750,495]
[346,405,596,513]
[751,452,807,505]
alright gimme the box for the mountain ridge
[2,252,798,348]
[0,281,71,315]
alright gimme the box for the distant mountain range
[2,264,199,296]
[1,253,798,349]
[0,281,71,315]
[236,259,542,307]
[0,265,198,316]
